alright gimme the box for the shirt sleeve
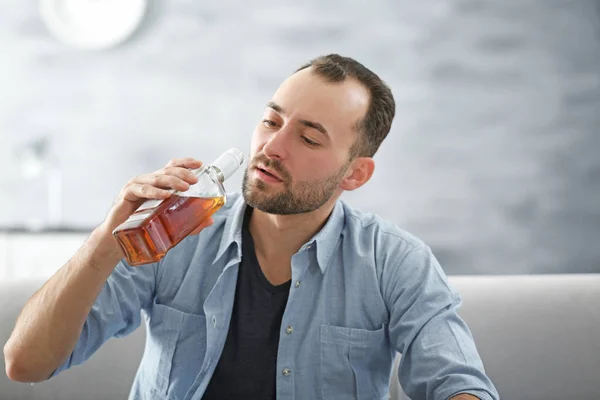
[382,244,499,400]
[48,259,157,378]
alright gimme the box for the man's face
[242,67,370,215]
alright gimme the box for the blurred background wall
[0,0,599,276]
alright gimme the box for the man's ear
[339,157,375,191]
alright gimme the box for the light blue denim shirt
[51,192,499,400]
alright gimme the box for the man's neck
[248,199,337,263]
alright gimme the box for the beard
[242,155,349,215]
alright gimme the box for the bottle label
[136,198,165,212]
[126,210,154,223]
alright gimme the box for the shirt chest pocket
[320,323,389,400]
[146,301,208,400]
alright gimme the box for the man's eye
[302,136,319,146]
[262,119,277,127]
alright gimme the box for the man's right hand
[103,157,203,232]
[92,157,214,268]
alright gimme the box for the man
[4,54,499,400]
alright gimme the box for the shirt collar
[214,193,346,274]
[299,199,345,273]
[213,194,246,264]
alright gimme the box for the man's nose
[262,126,292,161]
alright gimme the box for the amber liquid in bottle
[113,194,225,266]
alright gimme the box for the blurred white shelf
[0,232,89,281]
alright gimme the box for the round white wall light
[39,0,148,50]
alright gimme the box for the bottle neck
[189,165,224,183]
[208,165,225,183]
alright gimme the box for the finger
[134,174,191,192]
[162,167,199,185]
[189,217,214,235]
[165,158,203,169]
[123,183,172,202]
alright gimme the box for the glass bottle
[112,147,245,266]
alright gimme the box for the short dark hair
[295,54,396,158]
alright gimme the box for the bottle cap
[211,147,245,182]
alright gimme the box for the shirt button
[211,315,217,327]
[295,280,301,288]
[285,325,293,334]
[282,368,291,376]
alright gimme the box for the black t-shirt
[202,207,291,400]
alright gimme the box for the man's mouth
[255,166,283,182]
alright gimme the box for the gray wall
[1,0,599,274]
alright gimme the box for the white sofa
[2,274,599,400]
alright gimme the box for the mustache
[250,154,290,181]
